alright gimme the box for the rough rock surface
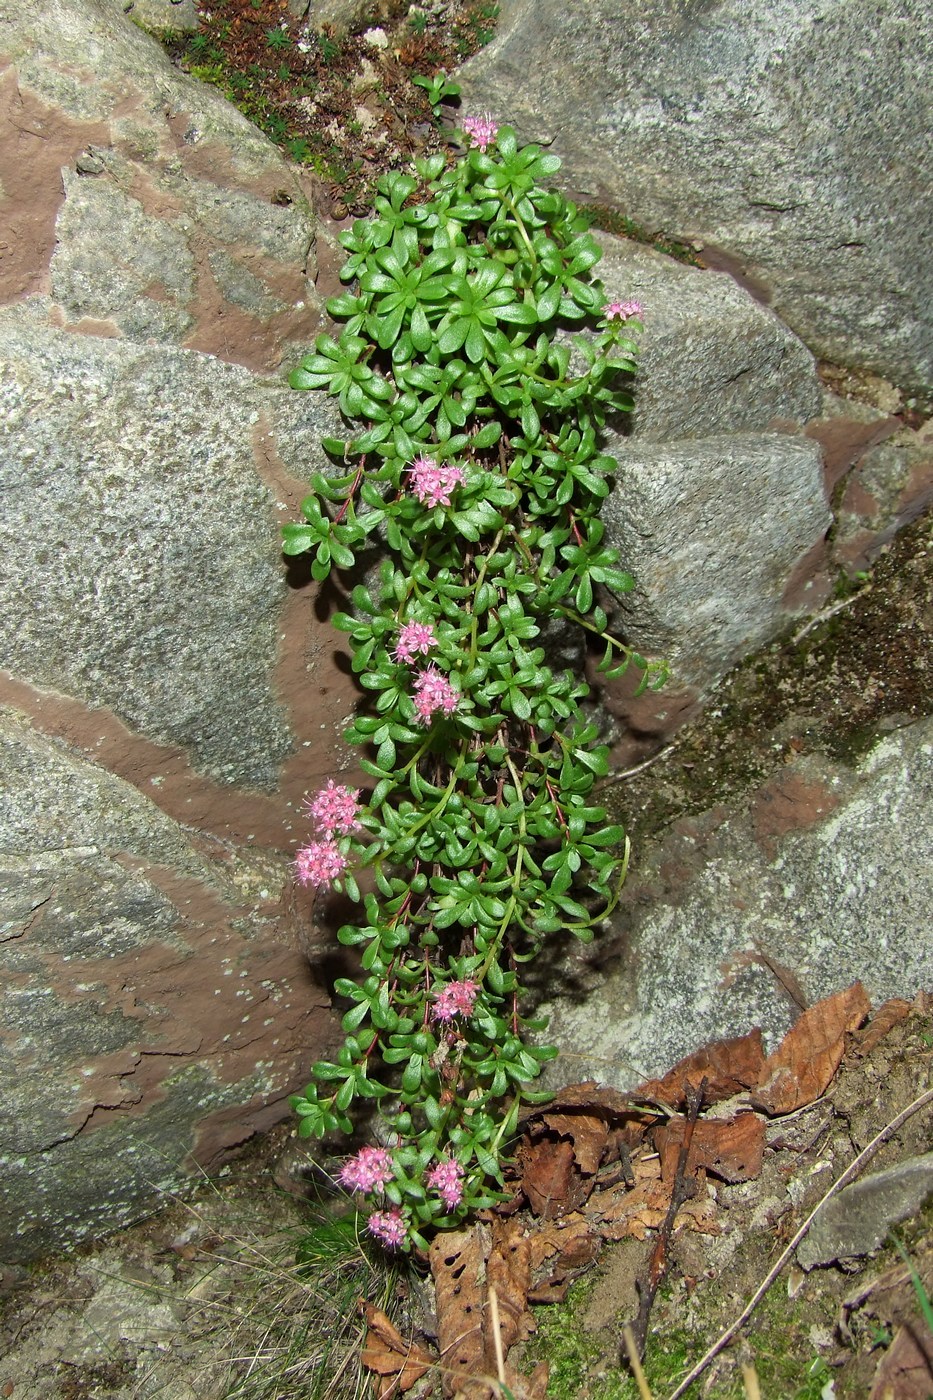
[0,0,324,372]
[1,0,927,1264]
[540,717,933,1088]
[0,704,332,1262]
[596,236,822,442]
[0,0,347,1262]
[0,304,343,788]
[603,433,831,692]
[457,0,933,387]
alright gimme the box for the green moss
[580,204,702,266]
[520,1264,840,1399]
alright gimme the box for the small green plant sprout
[411,70,460,118]
[318,32,340,64]
[285,118,663,1254]
[265,24,291,50]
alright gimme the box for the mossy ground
[607,505,933,849]
[519,1015,933,1398]
[159,0,500,211]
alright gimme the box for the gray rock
[797,1155,933,1270]
[833,424,933,573]
[596,237,822,441]
[540,719,933,1088]
[603,433,831,689]
[1,0,323,371]
[52,172,197,341]
[457,0,933,387]
[306,0,365,27]
[0,706,331,1263]
[118,0,200,32]
[0,309,341,787]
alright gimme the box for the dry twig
[628,1080,705,1360]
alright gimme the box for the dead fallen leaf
[430,1225,488,1396]
[853,997,913,1056]
[520,1137,585,1217]
[868,1324,933,1400]
[752,981,871,1115]
[429,1223,548,1400]
[360,1302,433,1397]
[524,1081,636,1116]
[486,1220,534,1357]
[653,1113,765,1185]
[540,1110,608,1175]
[637,1028,766,1109]
[587,1178,672,1241]
[526,1216,601,1302]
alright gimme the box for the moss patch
[607,506,933,847]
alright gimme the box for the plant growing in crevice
[284,120,665,1251]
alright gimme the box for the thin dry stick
[596,743,676,788]
[621,1325,654,1400]
[666,1086,933,1400]
[488,1286,507,1388]
[792,585,872,643]
[630,1080,705,1358]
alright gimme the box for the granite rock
[539,719,933,1088]
[457,0,933,387]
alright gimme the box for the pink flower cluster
[462,113,500,153]
[432,978,479,1023]
[604,299,643,322]
[426,1157,465,1211]
[394,620,437,664]
[338,1145,394,1193]
[367,1208,407,1249]
[294,839,347,888]
[294,781,361,888]
[413,666,459,724]
[408,455,465,509]
[305,780,362,835]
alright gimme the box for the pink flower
[293,838,347,888]
[408,455,465,509]
[462,114,499,153]
[604,299,643,322]
[338,1145,394,1193]
[394,620,437,664]
[305,780,362,836]
[432,978,479,1023]
[426,1157,465,1211]
[367,1208,408,1249]
[412,666,459,724]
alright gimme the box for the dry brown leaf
[360,1302,433,1397]
[587,1178,671,1241]
[868,1324,933,1400]
[526,1216,601,1302]
[637,1028,766,1109]
[672,1193,721,1234]
[753,981,871,1114]
[430,1223,547,1400]
[540,1110,608,1174]
[524,1080,636,1116]
[653,1112,765,1184]
[520,1137,583,1217]
[430,1225,488,1397]
[486,1220,534,1358]
[853,997,912,1056]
